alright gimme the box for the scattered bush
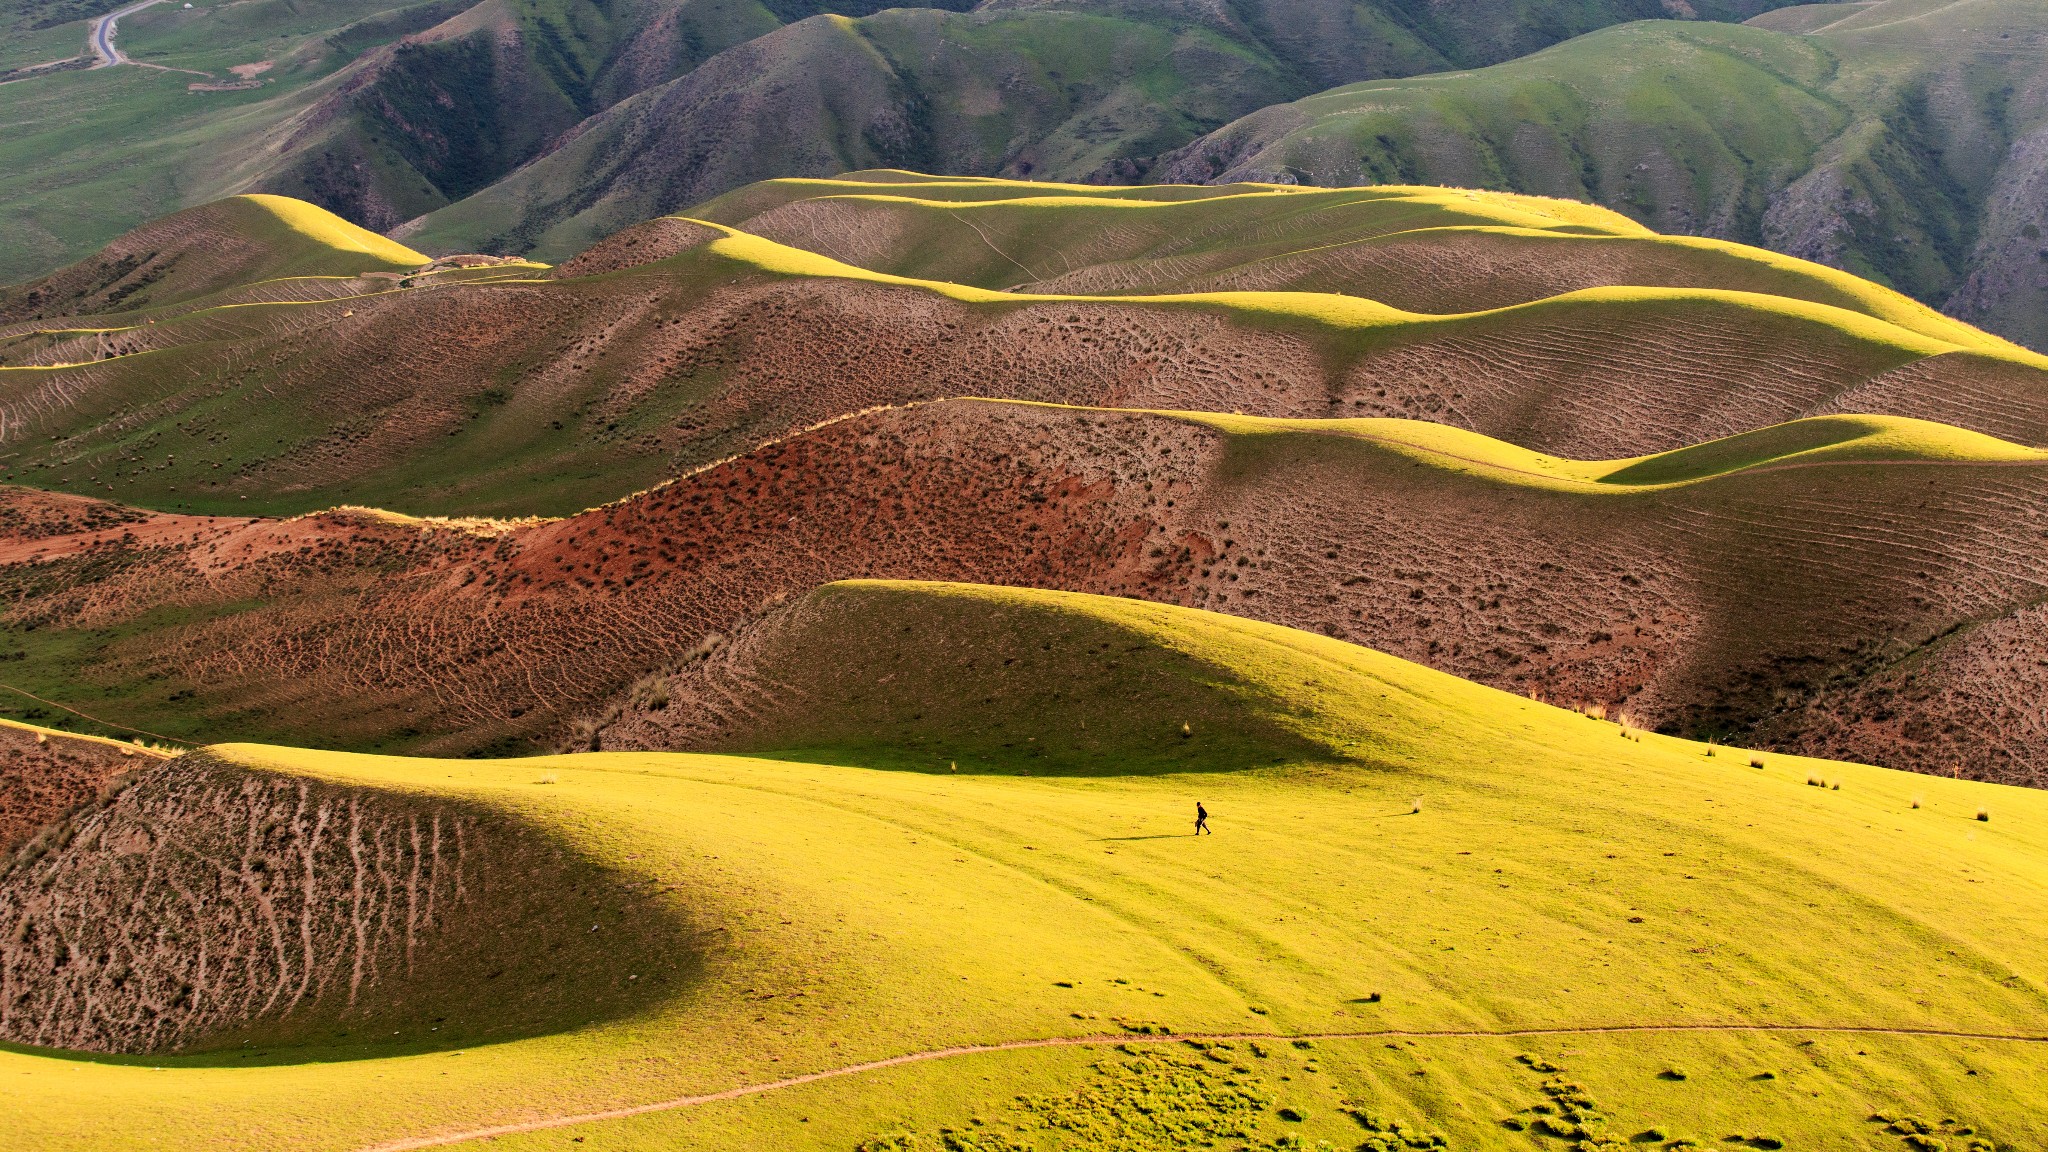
[1277,1106,1308,1122]
[1657,1068,1688,1081]
[1976,808,1990,822]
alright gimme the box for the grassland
[9,186,2047,523]
[1158,0,2048,349]
[690,175,2007,348]
[4,582,2044,1150]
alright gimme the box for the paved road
[88,0,171,67]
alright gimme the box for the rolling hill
[0,194,431,322]
[1156,0,2048,349]
[0,0,1804,286]
[394,0,1811,262]
[4,185,2045,521]
[6,398,2048,785]
[0,0,981,282]
[3,582,2045,1151]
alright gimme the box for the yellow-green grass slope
[1166,408,2048,491]
[0,195,433,323]
[682,175,2020,356]
[7,582,2046,1150]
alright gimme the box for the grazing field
[3,583,2045,1152]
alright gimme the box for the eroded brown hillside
[7,223,2048,519]
[6,401,2047,785]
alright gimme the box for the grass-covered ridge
[1157,408,2048,492]
[4,582,2046,1150]
[1157,0,2048,350]
[690,221,2045,366]
[688,174,2009,350]
[0,194,433,322]
[14,186,2048,522]
[205,195,431,278]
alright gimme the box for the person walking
[1194,801,1211,835]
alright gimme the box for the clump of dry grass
[1910,795,1923,809]
[1410,797,1423,814]
[1977,808,1990,822]
[1749,756,1765,769]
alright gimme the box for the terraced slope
[5,189,2045,520]
[1157,0,2048,349]
[3,582,2045,1151]
[8,400,2048,783]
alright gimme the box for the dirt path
[355,1021,2048,1151]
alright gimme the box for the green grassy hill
[1156,0,2048,350]
[402,0,1807,262]
[0,0,980,284]
[4,582,2045,1150]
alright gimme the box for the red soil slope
[0,724,162,856]
[7,402,2047,785]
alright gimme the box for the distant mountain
[1156,0,2048,348]
[252,0,986,232]
[399,0,1802,261]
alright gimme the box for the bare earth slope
[7,400,2048,785]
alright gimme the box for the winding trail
[88,0,170,67]
[356,1021,2048,1151]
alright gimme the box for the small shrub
[1658,1068,1688,1081]
[1749,1138,1784,1150]
[1276,1106,1308,1122]
[1291,1039,1314,1050]
[1410,797,1423,814]
[1830,780,1840,790]
[1911,796,1923,809]
[1749,757,1764,769]
[1976,808,1990,822]
[535,773,557,785]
